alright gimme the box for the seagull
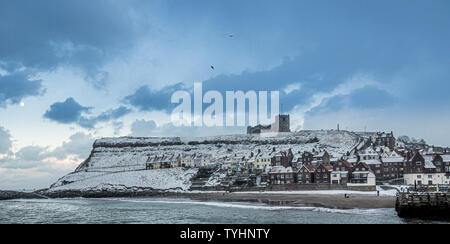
[228,34,234,38]
[211,65,215,70]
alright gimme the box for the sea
[0,198,447,224]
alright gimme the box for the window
[416,161,422,166]
[417,175,421,179]
[428,180,433,185]
[428,175,433,179]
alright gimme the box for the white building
[403,152,450,186]
[181,154,196,168]
[347,172,376,187]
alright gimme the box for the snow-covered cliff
[48,130,359,192]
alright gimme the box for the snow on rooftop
[360,159,381,165]
[440,155,450,162]
[424,159,436,169]
[381,157,404,163]
[269,166,294,174]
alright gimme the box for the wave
[109,198,393,216]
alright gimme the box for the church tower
[272,114,290,132]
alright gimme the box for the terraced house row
[268,159,375,186]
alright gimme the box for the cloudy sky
[1,0,450,189]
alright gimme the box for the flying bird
[210,65,215,70]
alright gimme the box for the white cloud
[45,132,94,160]
[0,126,12,154]
[283,83,302,94]
[0,67,8,76]
[129,119,245,138]
[0,132,94,189]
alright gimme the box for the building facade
[269,166,295,185]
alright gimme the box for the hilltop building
[247,114,290,134]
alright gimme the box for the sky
[1,0,450,189]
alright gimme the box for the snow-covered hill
[49,168,198,192]
[48,130,359,192]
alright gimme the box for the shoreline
[1,189,396,209]
[169,192,396,209]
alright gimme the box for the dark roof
[299,164,316,172]
[319,163,333,171]
[336,159,352,168]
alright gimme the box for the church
[247,114,291,134]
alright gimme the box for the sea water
[0,198,446,224]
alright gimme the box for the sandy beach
[169,192,397,209]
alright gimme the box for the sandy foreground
[168,192,397,209]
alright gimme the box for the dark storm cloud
[0,71,45,107]
[0,0,139,87]
[123,83,187,112]
[44,97,132,129]
[121,0,450,113]
[78,106,132,129]
[43,97,91,124]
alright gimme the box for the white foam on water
[108,198,393,216]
